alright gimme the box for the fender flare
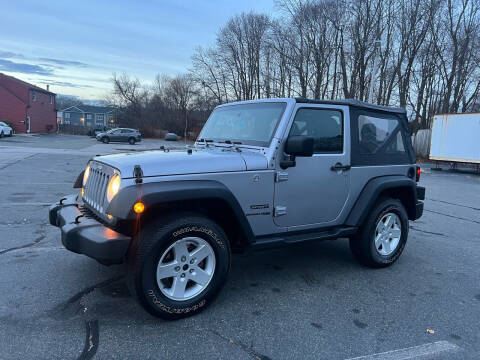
[345,175,417,226]
[106,180,255,242]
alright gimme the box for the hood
[94,147,268,178]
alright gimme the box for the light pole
[368,40,382,104]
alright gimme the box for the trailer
[429,113,480,172]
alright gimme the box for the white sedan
[0,121,13,137]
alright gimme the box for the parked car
[89,126,107,137]
[165,132,179,141]
[96,128,141,145]
[0,121,13,137]
[50,98,425,319]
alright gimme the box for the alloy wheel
[156,237,216,301]
[374,212,402,256]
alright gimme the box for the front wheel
[102,137,110,144]
[349,198,409,268]
[127,213,231,319]
[0,131,3,138]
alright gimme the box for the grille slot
[83,162,115,218]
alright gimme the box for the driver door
[273,104,351,229]
[110,129,122,141]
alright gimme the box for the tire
[128,137,136,145]
[127,213,231,319]
[0,131,3,138]
[102,137,110,144]
[8,130,13,137]
[349,197,409,268]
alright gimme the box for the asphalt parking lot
[0,134,479,359]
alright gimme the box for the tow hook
[74,214,84,224]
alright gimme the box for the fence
[58,124,93,136]
[411,129,431,159]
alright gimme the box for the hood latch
[133,165,144,184]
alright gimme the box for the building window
[32,91,36,102]
[96,114,105,123]
[64,112,71,119]
[86,114,92,120]
[50,96,53,104]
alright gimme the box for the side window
[358,115,405,154]
[289,108,343,153]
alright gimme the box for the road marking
[345,341,460,360]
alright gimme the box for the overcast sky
[0,0,274,100]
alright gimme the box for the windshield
[198,102,287,147]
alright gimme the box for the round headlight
[83,164,91,186]
[107,174,121,202]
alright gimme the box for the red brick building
[0,73,57,133]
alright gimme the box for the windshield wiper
[219,140,242,145]
[198,138,214,143]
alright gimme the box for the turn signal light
[133,202,145,214]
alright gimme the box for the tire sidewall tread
[127,213,231,319]
[350,198,409,268]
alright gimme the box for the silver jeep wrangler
[49,98,425,319]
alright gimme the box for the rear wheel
[128,137,136,145]
[102,137,109,144]
[349,198,409,268]
[127,213,231,319]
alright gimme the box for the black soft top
[295,98,406,115]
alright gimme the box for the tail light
[416,166,421,182]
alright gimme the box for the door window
[289,108,343,153]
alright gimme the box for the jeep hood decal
[94,148,266,178]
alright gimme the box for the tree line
[110,0,480,137]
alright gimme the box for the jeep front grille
[82,161,116,216]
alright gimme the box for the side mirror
[285,136,314,157]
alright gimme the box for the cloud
[0,59,53,75]
[0,51,23,59]
[36,79,94,88]
[39,58,89,67]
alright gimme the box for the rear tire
[128,137,136,145]
[102,137,110,144]
[349,198,409,268]
[127,213,231,319]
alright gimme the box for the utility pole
[368,40,381,104]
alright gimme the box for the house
[61,105,115,128]
[0,73,57,133]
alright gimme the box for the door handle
[330,163,351,171]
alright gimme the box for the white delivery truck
[430,113,480,170]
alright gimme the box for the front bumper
[49,194,131,265]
